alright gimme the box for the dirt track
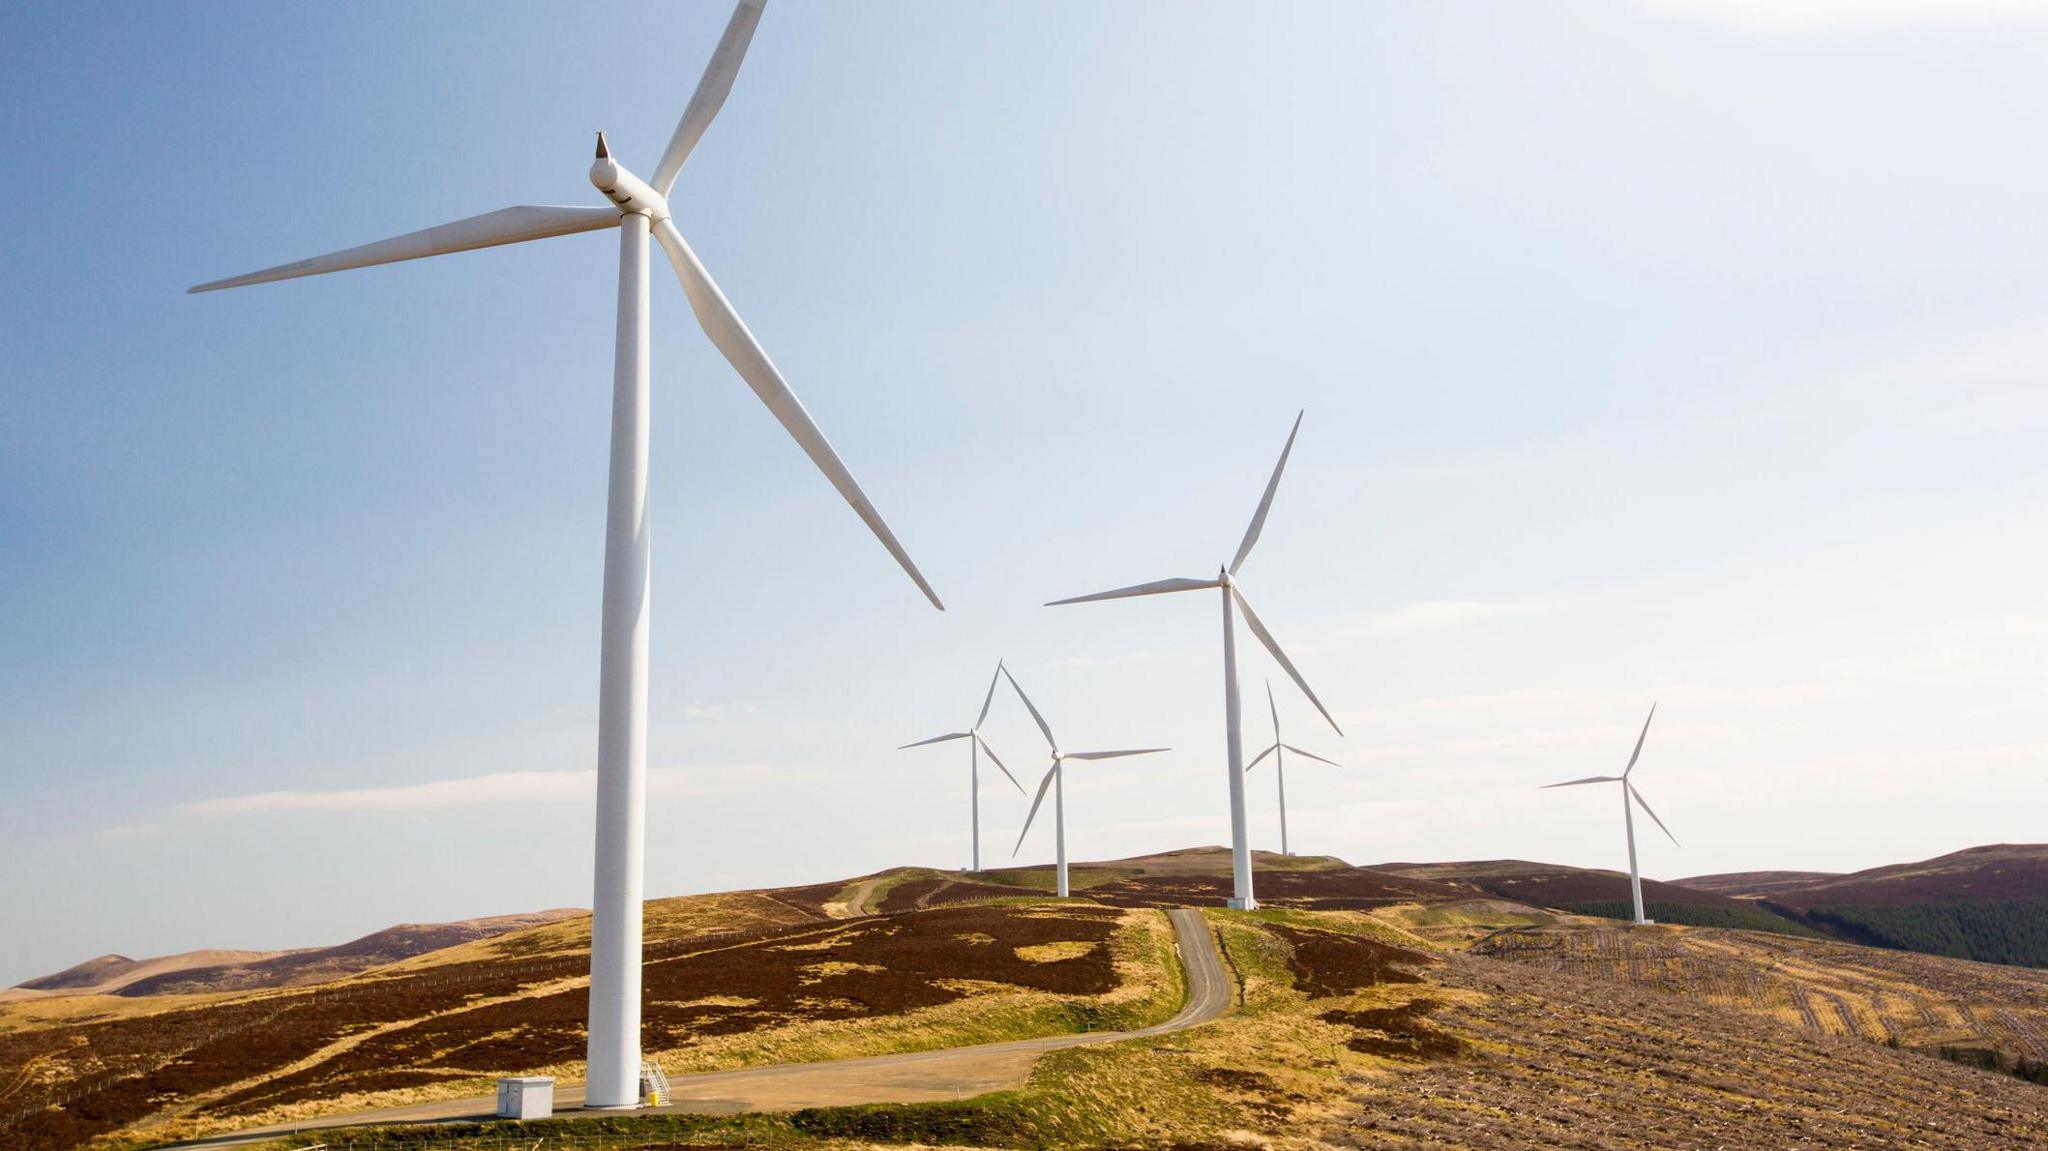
[163,908,1229,1148]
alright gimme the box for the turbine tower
[1541,704,1678,926]
[1245,680,1341,857]
[1047,411,1338,909]
[188,0,942,1110]
[1003,667,1167,898]
[900,662,1025,873]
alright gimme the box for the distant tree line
[1787,900,2048,968]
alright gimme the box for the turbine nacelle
[590,133,670,221]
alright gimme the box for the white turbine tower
[1541,704,1678,927]
[1245,680,1341,857]
[900,662,1026,873]
[1003,667,1167,898]
[1048,411,1338,909]
[188,1,943,1110]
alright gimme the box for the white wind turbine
[900,662,1026,873]
[1541,704,1678,926]
[1003,667,1168,898]
[1048,411,1338,909]
[188,1,943,1110]
[1246,680,1341,857]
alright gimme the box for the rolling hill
[11,846,2048,1151]
[1671,868,1840,897]
[6,911,583,1000]
[1675,844,2048,967]
[1373,858,1822,936]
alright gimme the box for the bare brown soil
[1332,950,2048,1149]
[1471,921,2048,1074]
[874,876,1028,914]
[1321,998,1461,1060]
[1269,925,1431,998]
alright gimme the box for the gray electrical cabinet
[495,1076,554,1120]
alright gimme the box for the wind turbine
[900,662,1026,873]
[1541,704,1678,926]
[1245,680,1340,857]
[1003,667,1168,898]
[1048,411,1337,909]
[188,1,942,1110]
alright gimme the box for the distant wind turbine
[1246,680,1341,857]
[1541,704,1678,926]
[900,662,1025,873]
[188,0,943,1111]
[1048,411,1338,909]
[1003,667,1168,898]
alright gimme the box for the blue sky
[4,0,2047,986]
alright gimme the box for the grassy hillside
[0,892,1181,1151]
[16,847,2048,1151]
[170,900,2048,1151]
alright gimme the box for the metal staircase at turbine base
[641,1060,672,1107]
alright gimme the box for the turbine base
[1227,897,1257,911]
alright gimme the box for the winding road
[164,908,1230,1148]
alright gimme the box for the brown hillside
[10,950,284,996]
[980,845,1470,909]
[1762,843,2048,910]
[1374,858,1753,911]
[1672,869,1841,897]
[109,911,583,996]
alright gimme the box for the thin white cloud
[173,764,784,818]
[179,769,594,816]
[1641,0,2048,32]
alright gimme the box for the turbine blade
[651,0,768,193]
[1228,410,1303,575]
[1064,748,1170,761]
[1281,743,1341,767]
[1629,782,1679,846]
[1266,679,1281,741]
[1046,576,1221,607]
[975,661,1004,730]
[189,206,621,293]
[1001,666,1058,751]
[899,732,971,749]
[1623,702,1657,777]
[1013,766,1058,855]
[653,218,942,609]
[1231,586,1341,735]
[1540,775,1621,789]
[1245,743,1279,772]
[975,733,1025,794]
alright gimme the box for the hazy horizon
[5,0,2048,987]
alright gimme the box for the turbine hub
[589,147,670,221]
